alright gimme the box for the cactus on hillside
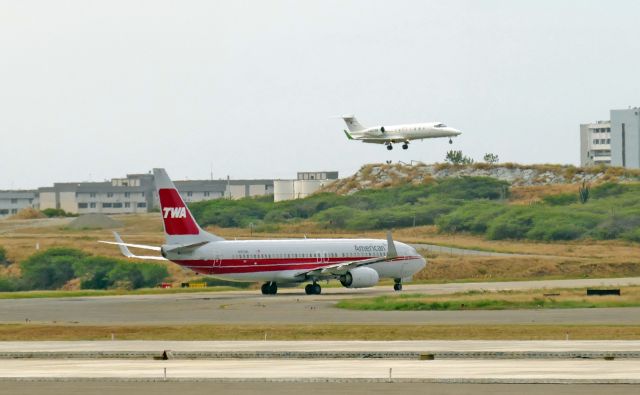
[579,180,590,204]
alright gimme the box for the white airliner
[342,115,462,150]
[100,168,426,295]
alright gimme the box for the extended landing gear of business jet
[261,282,278,295]
[402,142,409,150]
[386,144,393,151]
[449,138,453,144]
[393,278,403,292]
[305,282,322,295]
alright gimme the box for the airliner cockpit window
[435,123,446,128]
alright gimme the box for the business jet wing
[299,231,398,278]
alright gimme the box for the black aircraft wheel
[305,284,314,295]
[386,144,393,151]
[449,139,453,144]
[268,282,278,295]
[393,283,403,291]
[312,283,322,295]
[402,144,408,150]
[261,283,270,295]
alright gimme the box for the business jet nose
[446,128,462,136]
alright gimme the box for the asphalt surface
[2,382,639,395]
[2,277,640,325]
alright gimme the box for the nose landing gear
[393,278,403,291]
[449,138,453,144]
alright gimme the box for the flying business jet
[341,115,462,150]
[100,168,426,295]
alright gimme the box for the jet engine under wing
[299,231,399,278]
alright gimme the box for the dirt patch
[67,214,123,230]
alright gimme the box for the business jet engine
[339,267,380,288]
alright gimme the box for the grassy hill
[189,173,640,243]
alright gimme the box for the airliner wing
[300,231,399,277]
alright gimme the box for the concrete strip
[1,359,639,384]
[2,341,640,360]
[2,351,639,360]
[4,340,640,352]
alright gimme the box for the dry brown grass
[1,323,639,340]
[509,184,580,205]
[1,214,639,286]
[7,207,45,220]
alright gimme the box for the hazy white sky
[2,0,640,189]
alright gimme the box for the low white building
[36,172,275,215]
[0,190,38,218]
[580,121,612,166]
[274,171,339,202]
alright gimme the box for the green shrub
[591,216,640,240]
[20,248,87,290]
[542,193,577,206]
[41,208,73,217]
[437,201,508,234]
[18,248,169,291]
[486,210,534,240]
[0,246,8,266]
[0,276,16,292]
[590,182,630,199]
[622,228,640,242]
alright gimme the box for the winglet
[386,231,398,258]
[343,130,354,140]
[113,231,135,258]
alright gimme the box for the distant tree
[445,150,474,165]
[483,153,499,164]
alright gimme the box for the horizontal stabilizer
[98,232,167,261]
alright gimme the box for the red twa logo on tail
[158,188,199,235]
[163,207,186,219]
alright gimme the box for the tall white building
[580,121,612,167]
[611,107,640,169]
[580,108,640,169]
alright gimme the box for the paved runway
[2,382,639,395]
[2,277,640,325]
[1,358,639,383]
[3,340,640,353]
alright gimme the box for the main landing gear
[386,144,393,151]
[402,142,409,150]
[449,138,453,144]
[261,281,278,295]
[305,282,322,295]
[393,278,403,292]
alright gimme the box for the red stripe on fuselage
[172,256,421,275]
